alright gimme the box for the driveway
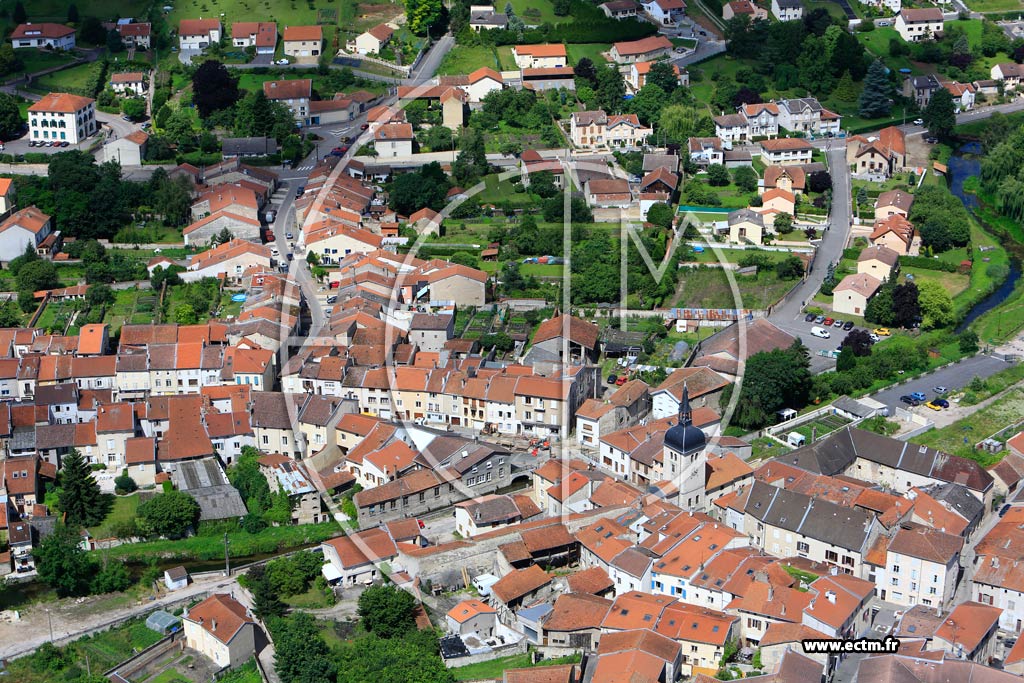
[868,354,1011,413]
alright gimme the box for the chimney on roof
[825,590,836,604]
[767,587,774,601]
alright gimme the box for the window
[891,564,901,573]
[796,541,809,553]
[891,578,899,586]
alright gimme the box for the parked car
[925,136,938,144]
[286,253,293,261]
[360,123,369,130]
[811,326,831,339]
[925,401,943,411]
[913,118,924,126]
[934,386,948,394]
[873,327,891,336]
[910,391,927,402]
[616,375,628,386]
[286,232,294,240]
[607,374,618,384]
[832,319,843,328]
[804,313,816,322]
[933,398,949,408]
[869,332,880,342]
[814,315,825,324]
[326,295,338,304]
[843,321,854,331]
[823,317,834,326]
[900,395,920,406]
[276,59,289,65]
[878,19,891,25]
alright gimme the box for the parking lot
[870,354,1012,413]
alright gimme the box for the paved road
[765,143,852,372]
[869,354,1011,413]
[0,573,241,661]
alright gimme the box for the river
[947,141,1022,332]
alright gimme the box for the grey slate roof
[221,137,277,157]
[743,480,874,552]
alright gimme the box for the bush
[114,471,138,495]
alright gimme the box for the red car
[360,123,369,130]
[823,317,834,326]
[615,375,628,386]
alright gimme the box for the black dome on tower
[664,383,706,454]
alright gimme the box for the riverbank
[945,141,1024,343]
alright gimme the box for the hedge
[898,255,960,272]
[842,247,863,261]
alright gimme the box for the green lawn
[89,494,140,539]
[477,173,542,207]
[434,44,501,75]
[496,45,519,71]
[567,43,612,65]
[32,62,96,92]
[283,585,334,608]
[15,48,77,77]
[452,653,582,681]
[507,0,570,25]
[911,388,1024,467]
[900,266,969,298]
[802,0,848,20]
[690,178,754,209]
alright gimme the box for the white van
[787,431,806,447]
[811,326,831,339]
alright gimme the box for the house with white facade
[178,18,222,50]
[11,23,76,50]
[28,92,97,145]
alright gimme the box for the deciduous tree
[357,584,417,638]
[35,524,94,597]
[137,490,200,538]
[191,60,239,119]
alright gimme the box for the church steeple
[678,382,692,427]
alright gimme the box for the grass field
[480,261,564,276]
[89,494,140,539]
[434,44,502,75]
[106,521,340,561]
[1,0,148,21]
[675,266,799,309]
[17,48,78,77]
[964,0,1024,10]
[452,653,581,681]
[911,388,1024,466]
[567,43,612,65]
[32,62,96,92]
[167,0,394,37]
[793,413,852,442]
